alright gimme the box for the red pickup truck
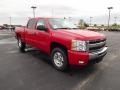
[15,17,107,71]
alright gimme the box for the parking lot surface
[0,30,120,90]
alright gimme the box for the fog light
[78,61,84,64]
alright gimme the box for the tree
[3,24,8,27]
[78,19,89,28]
[101,24,104,27]
[94,24,97,27]
[112,23,117,26]
[84,23,89,27]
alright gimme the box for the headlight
[71,40,87,51]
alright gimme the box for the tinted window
[36,19,46,30]
[27,19,35,29]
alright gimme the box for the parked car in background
[6,26,15,30]
[0,26,4,30]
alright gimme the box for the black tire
[51,47,68,71]
[17,37,26,52]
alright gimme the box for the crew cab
[15,17,107,71]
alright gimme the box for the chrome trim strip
[89,47,108,60]
[89,41,106,48]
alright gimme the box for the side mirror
[37,25,47,31]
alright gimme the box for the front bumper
[89,47,107,60]
[68,47,108,65]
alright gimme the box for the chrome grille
[88,39,106,52]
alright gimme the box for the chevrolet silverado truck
[15,17,107,71]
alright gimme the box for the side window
[36,19,46,30]
[27,19,35,29]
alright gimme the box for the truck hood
[56,29,106,40]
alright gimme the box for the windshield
[48,18,78,30]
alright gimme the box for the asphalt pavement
[0,30,120,90]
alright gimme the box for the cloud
[0,5,77,25]
[36,5,77,16]
[0,0,120,25]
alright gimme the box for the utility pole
[31,6,37,18]
[107,7,113,29]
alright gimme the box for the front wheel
[17,38,26,52]
[51,48,68,71]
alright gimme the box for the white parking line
[0,37,17,44]
[0,41,17,44]
[0,34,12,35]
[72,54,118,90]
[6,50,19,54]
[73,70,99,90]
[0,37,15,40]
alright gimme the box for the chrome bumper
[89,47,108,60]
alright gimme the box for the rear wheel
[51,48,68,71]
[17,37,26,52]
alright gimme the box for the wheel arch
[50,42,68,54]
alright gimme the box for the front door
[34,19,50,52]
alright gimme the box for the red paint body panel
[68,50,89,65]
[15,17,106,66]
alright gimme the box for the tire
[17,37,26,52]
[51,47,68,71]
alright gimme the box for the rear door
[25,19,36,46]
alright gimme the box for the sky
[0,0,120,25]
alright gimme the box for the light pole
[31,6,37,18]
[107,7,113,29]
[90,17,93,26]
